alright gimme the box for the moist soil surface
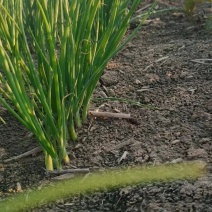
[0,1,212,211]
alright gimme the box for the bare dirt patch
[0,1,212,211]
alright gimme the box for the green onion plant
[0,0,153,170]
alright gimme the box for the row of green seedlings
[0,0,150,170]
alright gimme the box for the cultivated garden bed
[0,0,212,211]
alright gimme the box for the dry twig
[3,147,41,163]
[47,168,90,175]
[89,111,132,119]
[191,59,212,65]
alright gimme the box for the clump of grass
[0,0,153,170]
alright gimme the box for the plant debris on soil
[0,1,212,211]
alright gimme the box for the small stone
[101,71,118,87]
[146,73,160,84]
[135,157,144,163]
[119,186,131,195]
[192,111,212,121]
[194,177,212,188]
[171,139,180,145]
[0,148,6,159]
[173,12,184,17]
[135,79,141,84]
[122,51,133,59]
[205,99,212,112]
[16,182,23,193]
[170,158,183,163]
[193,188,204,200]
[158,116,171,125]
[180,183,195,195]
[199,138,210,143]
[0,164,4,172]
[187,148,208,159]
[143,97,151,103]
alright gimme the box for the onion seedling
[0,0,153,170]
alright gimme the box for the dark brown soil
[0,1,212,211]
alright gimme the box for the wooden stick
[191,59,212,65]
[89,111,132,119]
[135,4,152,14]
[3,147,41,163]
[47,168,90,175]
[52,173,75,181]
[192,59,212,61]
